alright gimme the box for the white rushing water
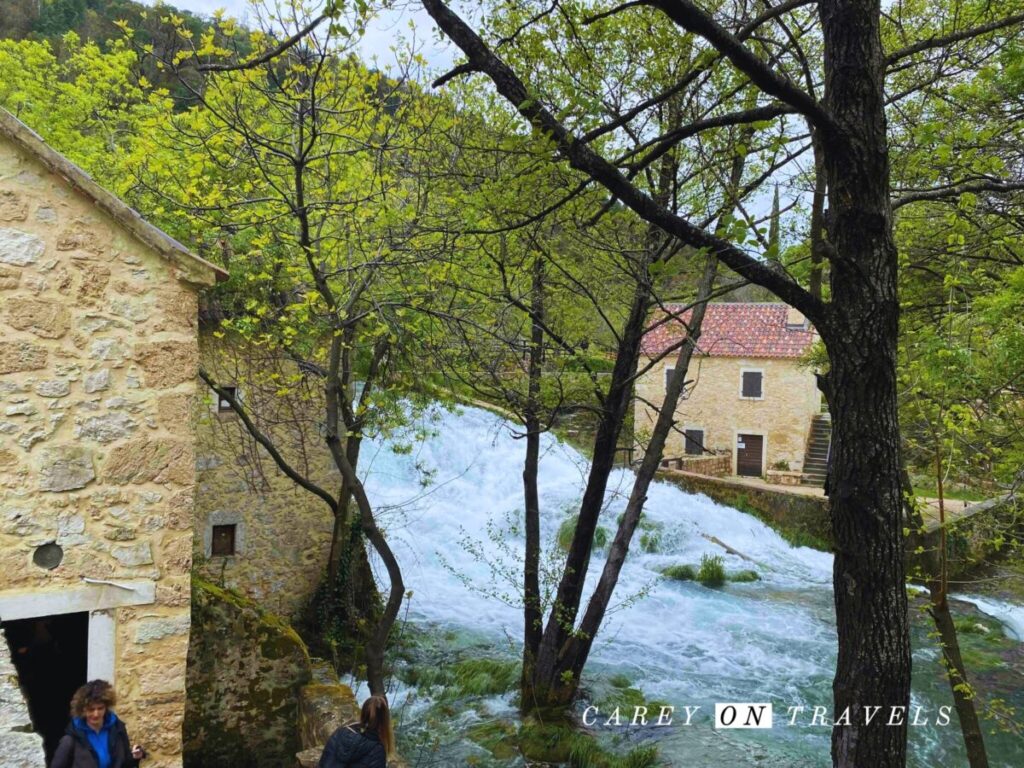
[355,403,1023,766]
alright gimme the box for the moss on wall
[657,470,832,551]
[183,577,312,768]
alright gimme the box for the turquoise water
[357,405,1024,766]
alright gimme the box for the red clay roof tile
[642,303,816,359]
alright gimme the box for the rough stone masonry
[0,109,224,767]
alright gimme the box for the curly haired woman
[51,680,146,768]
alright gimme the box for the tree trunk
[521,252,545,698]
[527,273,653,705]
[819,4,910,765]
[909,448,987,765]
[929,590,989,767]
[562,253,718,686]
[325,335,405,696]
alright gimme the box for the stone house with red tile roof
[635,302,824,478]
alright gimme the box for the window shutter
[211,524,237,556]
[684,429,704,455]
[742,371,763,398]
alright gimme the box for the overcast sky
[144,0,458,75]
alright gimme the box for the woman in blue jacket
[51,680,145,768]
[318,695,394,768]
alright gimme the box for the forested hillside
[0,0,248,105]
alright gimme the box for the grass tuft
[696,554,726,587]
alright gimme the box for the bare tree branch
[197,13,329,72]
[198,367,338,511]
[885,12,1024,66]
[643,0,837,133]
[421,0,828,323]
[893,179,1024,209]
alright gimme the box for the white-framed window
[739,368,764,400]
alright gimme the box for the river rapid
[355,404,1024,767]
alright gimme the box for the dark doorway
[736,434,764,477]
[3,612,89,762]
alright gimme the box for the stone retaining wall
[912,496,1024,580]
[659,454,731,477]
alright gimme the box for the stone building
[635,302,822,478]
[0,110,225,767]
[192,331,335,620]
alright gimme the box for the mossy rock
[661,564,697,581]
[569,736,660,768]
[639,531,660,553]
[518,721,575,763]
[608,673,632,689]
[403,656,519,699]
[728,569,760,583]
[558,518,609,552]
[184,578,313,768]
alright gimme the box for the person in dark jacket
[50,680,146,768]
[318,695,394,768]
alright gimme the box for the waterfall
[354,403,1023,767]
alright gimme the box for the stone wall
[659,453,731,477]
[193,331,335,620]
[914,497,1024,581]
[636,355,821,474]
[0,128,216,766]
[295,660,359,767]
[183,578,312,768]
[0,628,45,768]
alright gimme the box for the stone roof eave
[0,109,228,287]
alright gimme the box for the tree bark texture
[818,2,910,766]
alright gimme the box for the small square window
[217,387,237,413]
[741,371,763,399]
[211,524,237,556]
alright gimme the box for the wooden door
[736,434,764,477]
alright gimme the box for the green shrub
[660,564,697,581]
[697,554,726,587]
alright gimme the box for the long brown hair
[360,695,394,759]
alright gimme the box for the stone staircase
[801,415,831,487]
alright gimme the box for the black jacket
[50,717,141,768]
[318,724,387,768]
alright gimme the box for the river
[356,404,1024,767]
